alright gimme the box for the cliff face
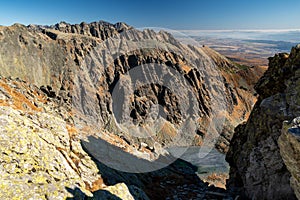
[226,45,300,199]
[0,21,263,153]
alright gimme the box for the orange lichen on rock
[159,122,176,137]
[0,79,42,112]
[66,124,78,137]
[203,173,229,189]
[36,92,48,104]
[181,64,192,73]
[85,178,105,192]
[0,99,9,106]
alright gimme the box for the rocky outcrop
[0,21,264,154]
[0,76,106,199]
[226,45,300,199]
[279,118,300,199]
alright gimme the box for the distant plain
[176,29,300,66]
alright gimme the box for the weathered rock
[0,77,102,199]
[226,45,300,199]
[279,118,300,200]
[0,76,150,199]
[91,183,136,200]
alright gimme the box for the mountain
[0,21,265,199]
[226,45,300,199]
[0,21,264,153]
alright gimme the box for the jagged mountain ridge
[0,21,263,153]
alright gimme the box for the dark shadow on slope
[80,135,233,200]
[65,187,122,200]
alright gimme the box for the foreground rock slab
[279,118,300,200]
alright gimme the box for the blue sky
[1,0,300,30]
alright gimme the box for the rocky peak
[49,21,132,40]
[255,45,300,99]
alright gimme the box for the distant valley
[176,29,300,66]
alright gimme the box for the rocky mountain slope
[0,75,236,199]
[0,21,266,199]
[0,21,264,154]
[226,45,300,199]
[0,76,136,199]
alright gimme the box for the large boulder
[279,117,300,200]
